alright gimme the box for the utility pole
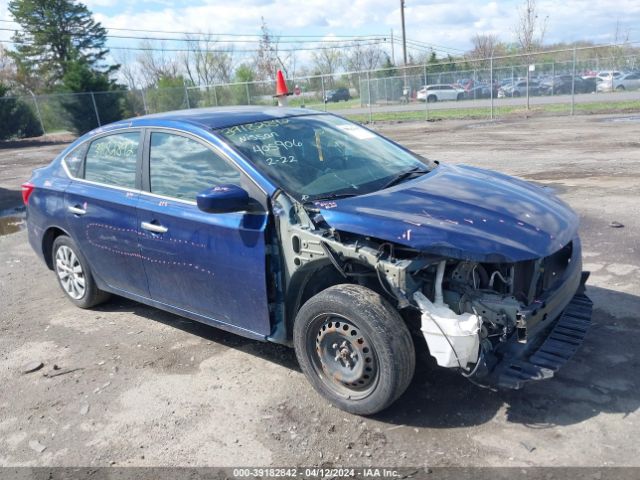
[390,28,395,65]
[400,0,407,65]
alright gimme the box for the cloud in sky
[1,0,639,57]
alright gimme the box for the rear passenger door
[64,130,149,297]
[136,129,271,335]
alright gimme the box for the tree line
[1,0,636,139]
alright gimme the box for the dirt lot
[0,114,639,468]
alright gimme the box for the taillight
[21,182,35,205]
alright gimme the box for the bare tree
[182,34,234,86]
[514,0,548,56]
[470,34,499,59]
[311,46,343,85]
[254,18,291,80]
[137,40,181,86]
[0,44,17,84]
[608,20,631,70]
[113,50,141,90]
[345,41,384,72]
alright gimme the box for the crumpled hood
[314,164,579,263]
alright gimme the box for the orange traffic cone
[274,69,292,106]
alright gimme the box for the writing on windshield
[218,114,430,201]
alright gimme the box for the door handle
[68,205,86,215]
[141,221,168,234]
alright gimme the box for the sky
[1,0,639,64]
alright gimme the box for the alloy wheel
[55,245,86,300]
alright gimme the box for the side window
[84,132,139,188]
[63,143,89,177]
[149,132,241,200]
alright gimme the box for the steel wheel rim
[55,245,86,300]
[307,313,379,400]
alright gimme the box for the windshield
[217,114,432,202]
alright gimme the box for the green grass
[286,97,364,111]
[341,100,640,124]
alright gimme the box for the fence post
[90,92,101,127]
[213,85,218,107]
[473,68,477,99]
[571,47,577,116]
[321,75,327,112]
[366,71,372,123]
[28,90,46,137]
[490,56,494,120]
[384,77,388,103]
[140,89,149,115]
[526,64,530,110]
[246,82,251,105]
[184,81,191,109]
[424,64,428,121]
[551,61,555,96]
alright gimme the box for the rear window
[63,143,88,177]
[84,132,140,188]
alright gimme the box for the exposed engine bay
[270,191,588,387]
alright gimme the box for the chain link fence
[1,44,639,139]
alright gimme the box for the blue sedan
[24,107,592,414]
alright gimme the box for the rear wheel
[427,95,437,103]
[293,284,415,415]
[457,92,464,101]
[616,85,625,91]
[52,235,110,308]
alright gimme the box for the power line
[0,26,387,45]
[0,38,388,54]
[0,19,386,39]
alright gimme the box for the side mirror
[197,184,249,214]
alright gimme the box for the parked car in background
[596,70,623,81]
[539,75,597,95]
[597,72,640,92]
[324,88,351,103]
[22,106,592,415]
[498,80,540,97]
[464,83,492,99]
[417,84,465,102]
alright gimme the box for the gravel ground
[0,113,638,468]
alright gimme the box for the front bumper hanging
[472,276,593,390]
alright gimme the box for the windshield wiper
[306,192,360,203]
[381,166,429,190]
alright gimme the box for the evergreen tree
[9,0,116,88]
[61,61,125,134]
[0,82,42,139]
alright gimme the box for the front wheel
[293,284,415,415]
[52,235,110,308]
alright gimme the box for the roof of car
[129,106,323,130]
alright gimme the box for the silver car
[416,84,465,102]
[597,72,640,92]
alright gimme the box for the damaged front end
[409,241,592,389]
[270,186,592,391]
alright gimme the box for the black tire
[457,92,464,101]
[616,85,625,91]
[427,95,437,103]
[52,235,110,309]
[293,284,415,415]
[514,91,521,97]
